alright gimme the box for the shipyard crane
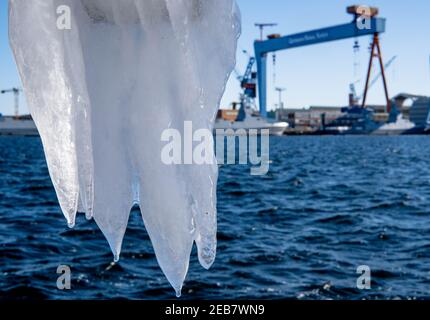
[254,5,389,117]
[1,87,22,118]
[240,57,256,97]
[233,51,257,99]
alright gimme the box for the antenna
[254,23,278,41]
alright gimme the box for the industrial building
[270,93,430,134]
[275,106,343,131]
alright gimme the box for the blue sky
[1,0,430,115]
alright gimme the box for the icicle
[9,0,240,294]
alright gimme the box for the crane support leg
[256,53,268,118]
[361,33,391,113]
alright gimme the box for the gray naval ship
[0,114,38,136]
[319,94,430,135]
[1,87,38,136]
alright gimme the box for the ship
[0,114,38,136]
[0,108,288,138]
[320,95,430,135]
[214,100,288,136]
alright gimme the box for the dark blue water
[1,135,430,300]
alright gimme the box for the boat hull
[214,117,288,136]
[0,116,39,136]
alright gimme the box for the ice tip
[200,261,214,271]
[113,253,120,263]
[175,287,182,298]
[67,219,76,229]
[65,211,76,228]
[198,252,216,270]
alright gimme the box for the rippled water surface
[1,136,430,300]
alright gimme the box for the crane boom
[242,57,255,85]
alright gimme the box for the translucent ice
[9,0,240,295]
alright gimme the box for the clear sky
[1,0,430,115]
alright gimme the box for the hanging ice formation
[9,0,240,296]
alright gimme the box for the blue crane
[253,5,388,118]
[240,57,256,98]
[233,51,257,98]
